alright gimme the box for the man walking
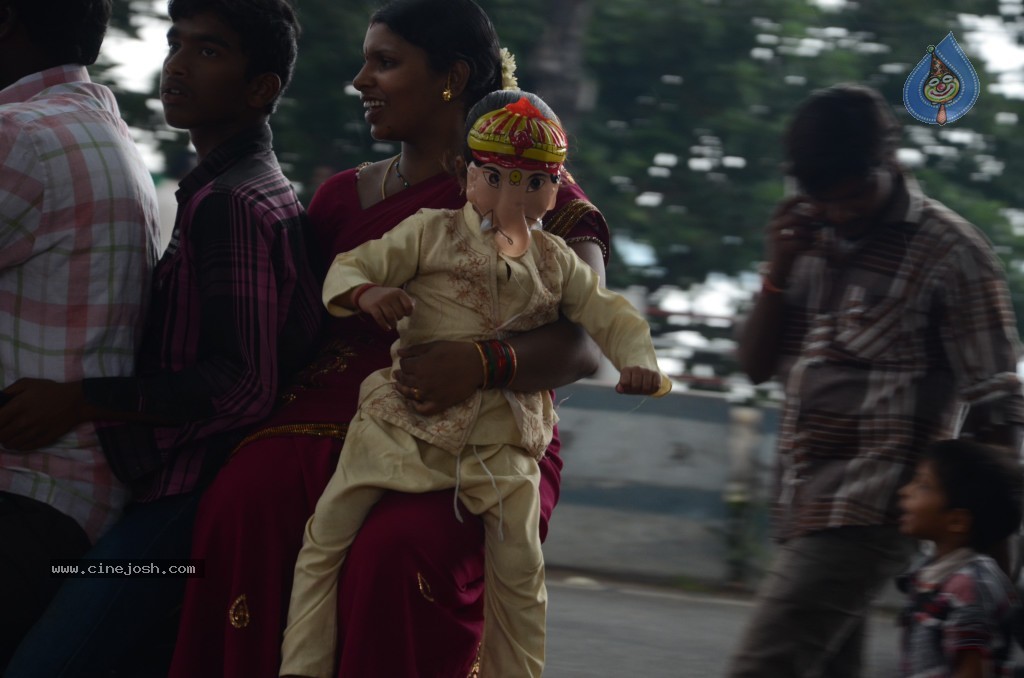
[729,83,1024,678]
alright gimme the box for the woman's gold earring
[442,73,453,102]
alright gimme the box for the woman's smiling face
[352,22,450,142]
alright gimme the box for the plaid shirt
[0,65,160,541]
[774,173,1024,540]
[82,124,322,502]
[898,549,1021,677]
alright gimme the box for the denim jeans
[0,492,91,671]
[5,492,200,677]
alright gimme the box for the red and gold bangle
[473,341,491,389]
[490,339,516,388]
[350,283,378,310]
[474,339,518,389]
[505,342,518,386]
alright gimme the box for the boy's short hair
[167,0,299,113]
[784,83,900,197]
[925,439,1024,552]
[9,0,111,67]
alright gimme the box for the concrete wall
[542,380,780,589]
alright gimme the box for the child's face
[897,460,952,541]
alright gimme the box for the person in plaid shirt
[728,84,1024,678]
[0,0,160,667]
[2,0,321,675]
[896,439,1023,678]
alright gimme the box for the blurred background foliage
[101,0,1024,331]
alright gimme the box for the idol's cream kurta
[281,202,668,678]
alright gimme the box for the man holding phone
[729,83,1024,677]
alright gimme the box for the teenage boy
[3,0,322,675]
[0,0,159,667]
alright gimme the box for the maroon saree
[169,167,609,678]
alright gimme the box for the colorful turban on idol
[467,97,567,173]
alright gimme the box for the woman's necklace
[394,156,409,188]
[379,154,411,201]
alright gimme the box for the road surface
[545,570,901,677]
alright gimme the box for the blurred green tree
[98,0,1024,331]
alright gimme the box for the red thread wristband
[350,283,378,310]
[761,275,785,295]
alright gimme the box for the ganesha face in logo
[903,32,979,126]
[924,72,959,105]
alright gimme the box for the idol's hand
[615,366,666,396]
[356,285,415,331]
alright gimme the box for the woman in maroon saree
[170,1,610,676]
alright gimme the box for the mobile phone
[783,176,825,230]
[783,175,802,199]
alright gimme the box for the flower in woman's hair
[500,47,519,91]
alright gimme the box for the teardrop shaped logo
[903,32,980,125]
